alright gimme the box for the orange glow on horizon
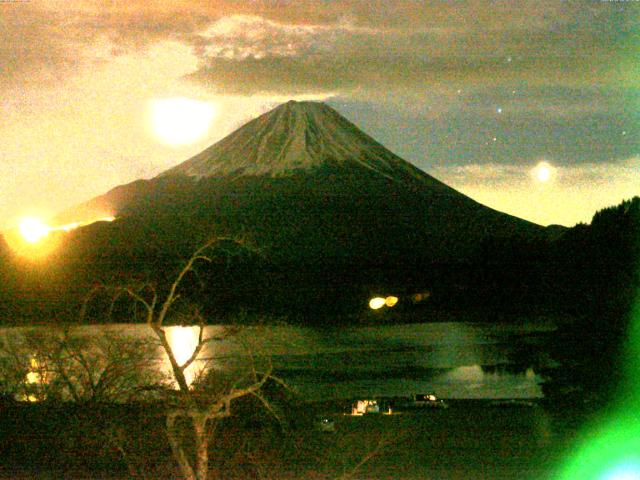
[5,214,116,259]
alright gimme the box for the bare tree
[95,239,280,480]
[0,326,161,404]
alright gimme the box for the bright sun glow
[532,161,555,183]
[150,97,217,146]
[19,217,50,244]
[9,215,117,260]
[17,216,115,244]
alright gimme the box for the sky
[0,0,638,229]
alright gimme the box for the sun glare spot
[150,97,217,146]
[8,214,117,258]
[19,217,50,244]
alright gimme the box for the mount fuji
[59,100,542,258]
[4,101,550,321]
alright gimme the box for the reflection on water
[164,326,203,386]
[441,365,539,399]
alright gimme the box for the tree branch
[155,239,220,328]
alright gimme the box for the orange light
[385,296,399,307]
[5,214,116,259]
[411,292,431,303]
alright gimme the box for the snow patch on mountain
[160,101,447,190]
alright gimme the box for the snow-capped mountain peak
[160,101,439,187]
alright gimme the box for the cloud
[177,4,636,102]
[3,1,636,94]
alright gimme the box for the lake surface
[1,321,556,401]
[223,321,556,400]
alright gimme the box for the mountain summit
[161,101,451,192]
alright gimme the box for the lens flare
[557,244,640,479]
[601,462,640,480]
[557,415,640,480]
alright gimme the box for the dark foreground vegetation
[1,197,637,326]
[0,197,637,478]
[0,396,588,480]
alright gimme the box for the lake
[0,320,557,401]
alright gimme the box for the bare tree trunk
[194,414,210,480]
[167,413,197,480]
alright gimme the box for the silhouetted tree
[542,197,640,406]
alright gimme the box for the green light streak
[556,204,640,480]
[556,411,640,479]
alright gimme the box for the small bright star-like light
[497,107,503,113]
[532,161,555,183]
